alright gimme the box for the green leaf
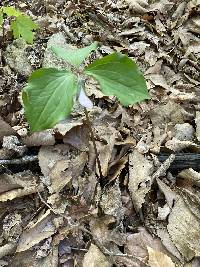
[0,10,3,26]
[52,41,98,67]
[22,68,77,132]
[2,6,22,17]
[84,53,149,106]
[10,15,38,44]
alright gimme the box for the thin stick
[84,108,103,180]
[0,155,38,166]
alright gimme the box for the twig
[152,154,175,183]
[84,108,103,180]
[0,155,38,166]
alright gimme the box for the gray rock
[174,123,194,141]
[43,32,74,70]
[4,39,33,76]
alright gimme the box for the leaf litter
[0,0,200,266]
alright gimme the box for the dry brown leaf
[125,0,149,14]
[173,123,194,141]
[83,244,112,267]
[38,144,87,193]
[178,188,200,221]
[12,245,58,267]
[0,171,43,202]
[165,138,199,152]
[150,101,189,130]
[125,227,170,264]
[147,246,175,267]
[100,180,124,222]
[89,124,117,176]
[178,168,200,187]
[129,149,153,212]
[167,197,200,261]
[156,228,182,261]
[195,111,200,142]
[0,117,16,141]
[146,74,170,90]
[17,210,56,252]
[54,118,83,136]
[156,178,177,208]
[63,124,89,151]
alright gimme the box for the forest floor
[0,0,200,266]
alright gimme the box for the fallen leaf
[178,168,200,187]
[17,210,56,252]
[195,111,200,142]
[83,244,112,267]
[129,149,153,212]
[156,228,182,261]
[100,180,124,222]
[0,117,16,141]
[147,246,175,267]
[125,227,171,264]
[167,197,200,261]
[125,0,149,14]
[0,171,43,202]
[63,124,89,151]
[165,138,199,152]
[38,144,87,193]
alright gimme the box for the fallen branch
[0,155,38,165]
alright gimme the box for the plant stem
[84,108,103,180]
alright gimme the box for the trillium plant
[22,42,149,177]
[22,42,149,131]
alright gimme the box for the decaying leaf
[100,180,124,222]
[125,0,149,14]
[156,178,177,208]
[54,118,83,136]
[17,210,56,252]
[156,228,182,261]
[165,138,199,152]
[128,149,153,211]
[63,124,89,151]
[125,227,171,264]
[178,168,200,187]
[38,144,87,193]
[0,171,43,202]
[0,117,16,141]
[83,244,112,267]
[195,111,200,142]
[150,101,191,130]
[147,246,175,267]
[167,197,200,261]
[89,124,117,176]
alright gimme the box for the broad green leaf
[3,6,22,17]
[0,10,3,26]
[22,68,77,132]
[84,53,149,106]
[10,15,38,44]
[52,41,98,67]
